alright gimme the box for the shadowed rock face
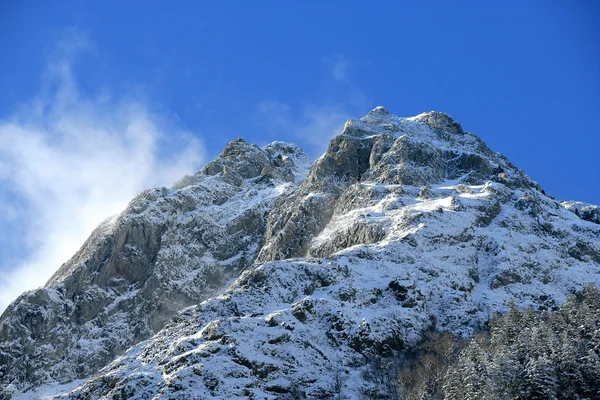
[0,139,311,392]
[417,110,465,135]
[204,138,272,183]
[256,122,378,262]
[367,136,447,185]
[2,107,600,399]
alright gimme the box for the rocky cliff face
[1,108,599,399]
[256,107,536,264]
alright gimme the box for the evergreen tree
[443,341,490,400]
[487,349,522,399]
[524,355,558,399]
[441,284,600,400]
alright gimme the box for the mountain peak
[201,137,311,186]
[366,105,390,117]
[315,108,529,191]
[412,110,465,135]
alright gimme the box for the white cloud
[0,36,205,312]
[256,53,371,157]
[326,54,348,82]
[258,100,351,157]
[257,54,368,157]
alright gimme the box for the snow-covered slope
[2,107,599,399]
[561,200,600,225]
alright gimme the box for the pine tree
[442,284,600,400]
[442,364,464,400]
[524,355,558,400]
[453,342,490,400]
[487,349,522,399]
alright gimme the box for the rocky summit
[1,108,599,399]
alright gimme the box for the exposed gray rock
[257,121,378,262]
[309,220,387,258]
[417,111,464,136]
[490,270,524,289]
[258,109,540,263]
[446,152,492,183]
[476,200,502,227]
[562,201,600,225]
[568,240,600,264]
[204,138,270,181]
[419,185,433,199]
[367,136,446,185]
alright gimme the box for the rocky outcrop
[258,108,539,262]
[562,201,600,225]
[255,119,382,262]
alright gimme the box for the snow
[10,380,86,400]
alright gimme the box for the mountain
[1,107,599,399]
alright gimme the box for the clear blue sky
[0,1,599,308]
[1,0,599,202]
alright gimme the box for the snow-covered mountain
[1,107,599,399]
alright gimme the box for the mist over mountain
[1,108,599,399]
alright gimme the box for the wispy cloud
[258,100,351,156]
[327,53,348,82]
[257,54,369,157]
[0,33,205,312]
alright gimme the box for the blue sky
[0,0,598,310]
